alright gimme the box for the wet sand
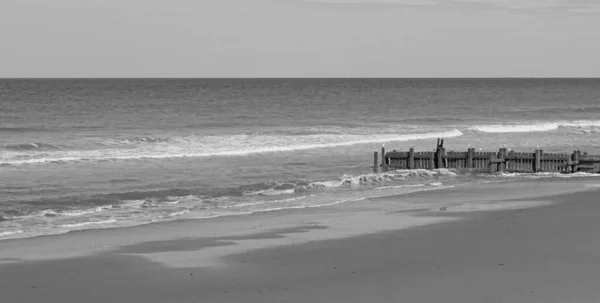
[2,180,600,302]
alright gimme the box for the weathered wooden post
[467,148,474,169]
[572,150,579,173]
[436,147,443,169]
[408,148,415,170]
[490,153,497,173]
[373,151,378,172]
[441,148,447,168]
[498,148,507,172]
[428,152,435,169]
[381,146,387,171]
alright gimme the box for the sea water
[2,78,600,239]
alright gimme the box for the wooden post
[534,150,541,172]
[490,153,497,173]
[498,148,507,172]
[572,150,579,173]
[408,148,415,170]
[441,148,447,168]
[539,149,544,172]
[374,152,378,172]
[381,146,386,171]
[428,152,435,169]
[467,148,474,169]
[436,147,443,169]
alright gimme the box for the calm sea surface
[2,78,600,239]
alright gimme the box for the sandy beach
[2,178,600,302]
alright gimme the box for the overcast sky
[1,0,599,77]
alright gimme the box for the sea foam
[0,230,24,237]
[471,120,600,133]
[58,219,117,228]
[1,129,463,166]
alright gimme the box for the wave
[101,136,171,145]
[9,168,597,240]
[471,123,559,133]
[58,219,117,228]
[168,210,190,217]
[470,120,600,133]
[498,171,600,179]
[0,230,24,237]
[1,129,463,165]
[243,188,296,196]
[308,169,458,189]
[2,143,62,150]
[8,205,114,221]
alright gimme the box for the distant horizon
[3,77,600,80]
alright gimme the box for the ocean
[2,78,600,239]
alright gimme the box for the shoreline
[1,177,598,261]
[3,169,600,242]
[2,179,600,302]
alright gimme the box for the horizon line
[2,77,600,80]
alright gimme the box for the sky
[1,0,599,77]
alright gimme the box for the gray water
[2,78,600,239]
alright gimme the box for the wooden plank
[408,148,415,170]
[490,153,497,173]
[498,148,507,172]
[386,152,408,158]
[436,148,444,169]
[572,150,579,173]
[374,152,378,171]
[381,147,386,171]
[577,164,596,169]
[467,148,474,168]
[428,151,435,169]
[579,155,600,161]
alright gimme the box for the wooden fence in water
[374,141,600,174]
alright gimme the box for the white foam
[499,172,598,179]
[1,129,464,165]
[309,169,458,189]
[60,205,113,217]
[375,184,426,190]
[472,123,559,133]
[562,120,600,128]
[58,219,117,228]
[243,188,296,196]
[224,196,310,208]
[168,210,190,217]
[0,230,24,237]
[471,120,600,134]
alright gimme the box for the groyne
[374,139,600,173]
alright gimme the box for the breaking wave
[0,230,24,238]
[308,169,458,188]
[58,219,117,228]
[470,120,600,133]
[2,143,62,150]
[1,129,463,166]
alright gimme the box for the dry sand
[2,179,600,302]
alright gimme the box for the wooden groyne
[374,139,600,174]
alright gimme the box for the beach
[3,78,600,302]
[2,178,600,302]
